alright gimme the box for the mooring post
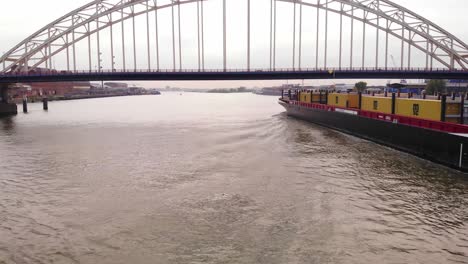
[42,97,49,111]
[22,97,28,113]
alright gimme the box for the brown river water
[0,93,467,264]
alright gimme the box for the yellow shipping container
[446,117,460,124]
[446,103,461,115]
[298,92,311,103]
[312,93,322,103]
[299,92,324,103]
[446,103,462,124]
[395,98,441,121]
[361,96,393,114]
[327,93,359,108]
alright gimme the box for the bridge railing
[1,67,466,77]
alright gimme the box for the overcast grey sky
[0,0,467,88]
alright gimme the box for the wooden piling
[43,97,48,111]
[22,98,28,113]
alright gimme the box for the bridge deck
[1,69,468,83]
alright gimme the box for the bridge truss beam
[0,0,467,74]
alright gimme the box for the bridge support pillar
[0,84,18,117]
[1,84,8,104]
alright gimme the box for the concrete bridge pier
[0,84,18,117]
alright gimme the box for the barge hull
[280,101,468,171]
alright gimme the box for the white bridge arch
[1,0,467,74]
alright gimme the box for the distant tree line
[354,81,368,92]
[207,87,253,93]
[425,80,447,95]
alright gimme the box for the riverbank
[11,92,161,104]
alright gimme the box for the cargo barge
[279,90,468,171]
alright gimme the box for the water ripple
[0,94,467,264]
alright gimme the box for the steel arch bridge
[1,0,468,81]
